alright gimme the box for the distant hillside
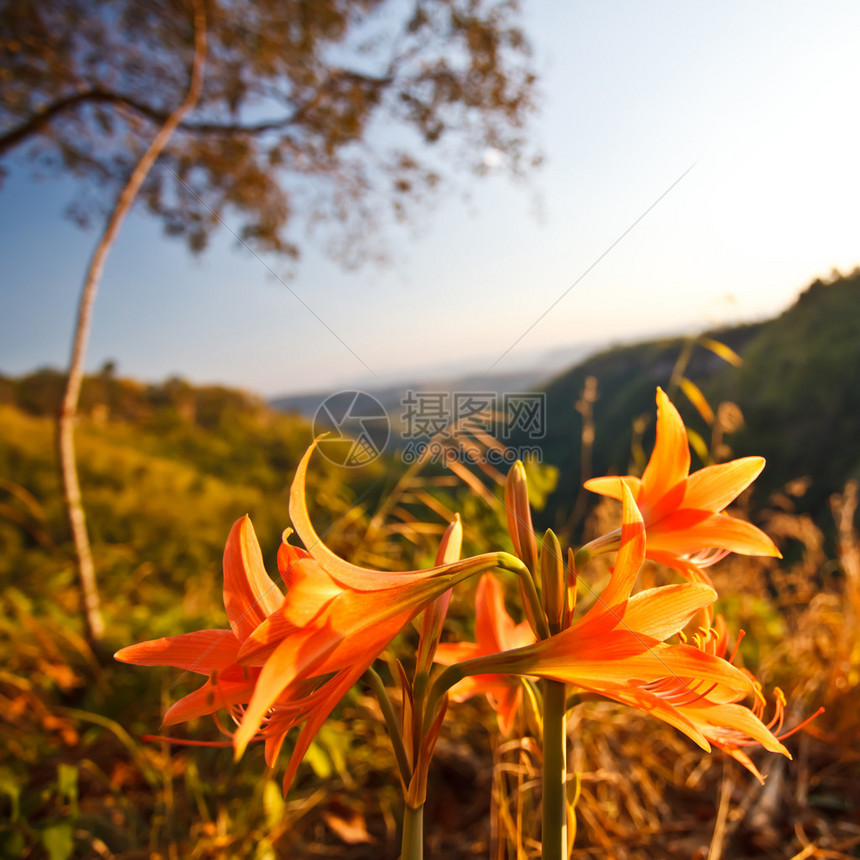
[271,369,555,432]
[709,271,860,511]
[531,269,860,531]
[268,343,609,422]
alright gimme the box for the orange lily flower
[117,443,508,788]
[434,573,536,735]
[584,388,780,569]
[233,440,509,791]
[448,484,790,776]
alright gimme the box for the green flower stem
[542,678,568,860]
[365,665,412,786]
[401,802,424,860]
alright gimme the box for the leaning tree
[1,0,538,262]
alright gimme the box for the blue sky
[1,1,859,396]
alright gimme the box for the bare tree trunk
[58,0,207,645]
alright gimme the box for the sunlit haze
[1,1,858,396]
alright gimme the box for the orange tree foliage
[0,0,538,264]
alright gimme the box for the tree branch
[0,89,159,159]
[0,69,394,159]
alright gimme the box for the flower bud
[540,529,565,634]
[504,460,539,575]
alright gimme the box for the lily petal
[289,441,498,590]
[594,481,646,610]
[586,681,712,752]
[515,637,756,699]
[622,582,717,640]
[685,701,790,757]
[476,573,519,653]
[435,641,483,665]
[233,625,344,758]
[649,513,781,557]
[583,475,642,500]
[639,387,690,507]
[433,572,536,734]
[115,629,240,674]
[162,670,259,726]
[281,665,367,794]
[223,516,283,640]
[682,457,765,511]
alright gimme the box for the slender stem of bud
[497,553,550,639]
[365,665,412,786]
[412,669,429,718]
[575,527,622,566]
[422,663,463,737]
[541,678,568,860]
[422,636,540,737]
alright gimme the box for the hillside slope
[0,374,389,632]
[710,270,860,510]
